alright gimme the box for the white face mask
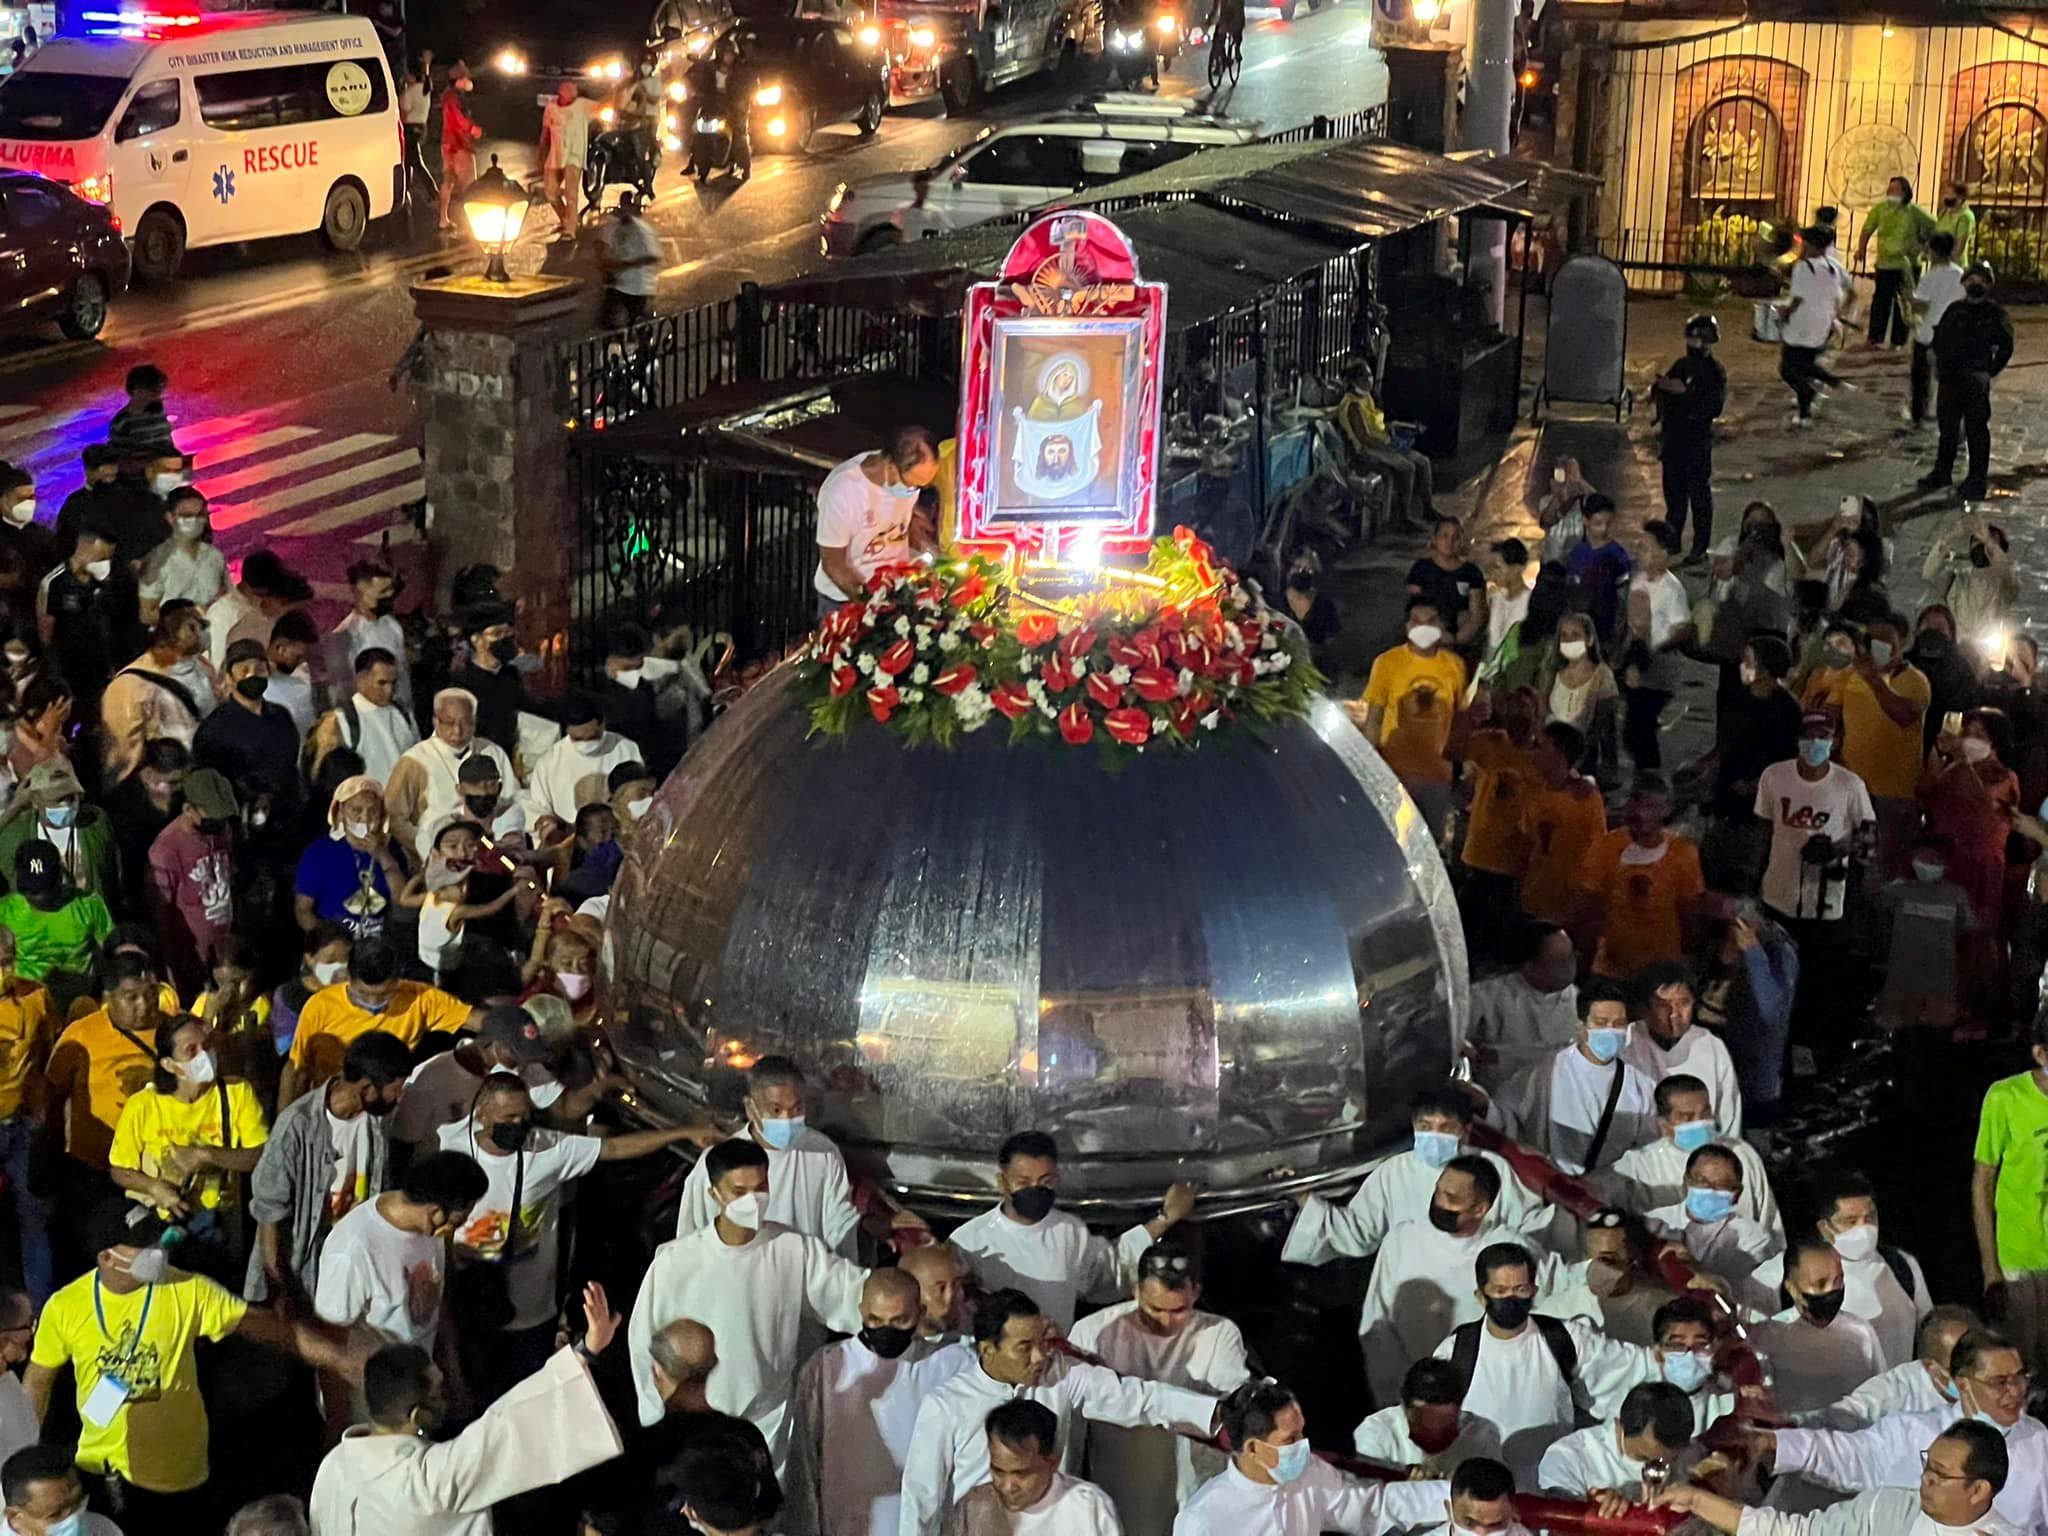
[1962,737,1993,763]
[85,558,112,581]
[613,667,644,689]
[180,1049,218,1086]
[151,473,184,497]
[722,1190,765,1229]
[175,516,206,541]
[3,498,33,528]
[1408,624,1442,650]
[312,960,349,987]
[1559,639,1589,660]
[559,972,593,1001]
[1831,1223,1879,1262]
[345,818,376,841]
[571,734,606,755]
[625,796,652,821]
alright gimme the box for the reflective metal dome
[604,667,1468,1218]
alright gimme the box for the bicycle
[1206,20,1241,87]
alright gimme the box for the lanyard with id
[82,1278,153,1428]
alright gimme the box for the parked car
[725,16,887,151]
[819,97,1255,257]
[0,169,129,338]
[874,0,1098,114]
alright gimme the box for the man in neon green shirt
[1936,180,1978,266]
[1857,176,1935,349]
[1972,1011,2048,1375]
[0,840,111,1004]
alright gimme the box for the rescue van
[0,9,402,280]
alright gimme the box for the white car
[819,96,1256,258]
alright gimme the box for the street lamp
[460,154,532,283]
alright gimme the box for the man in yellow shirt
[1362,598,1468,839]
[280,936,477,1107]
[0,927,55,1304]
[25,1200,353,1522]
[42,952,162,1184]
[1801,613,1930,879]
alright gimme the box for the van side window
[115,80,182,143]
[194,57,392,132]
[958,133,1080,187]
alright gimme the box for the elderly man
[385,688,519,859]
[1536,1381,1696,1499]
[903,1242,970,1341]
[1068,1246,1251,1536]
[789,1268,973,1536]
[1622,962,1742,1135]
[676,1055,859,1255]
[1810,1304,1979,1430]
[948,1402,1121,1535]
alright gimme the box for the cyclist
[1206,0,1244,81]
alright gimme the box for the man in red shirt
[146,767,238,996]
[439,61,484,231]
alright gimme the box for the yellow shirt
[1576,830,1707,978]
[110,1082,269,1215]
[1363,645,1467,783]
[1804,664,1931,801]
[288,980,470,1087]
[0,977,53,1120]
[1462,731,1543,877]
[48,1009,158,1172]
[30,1267,246,1492]
[1517,779,1608,922]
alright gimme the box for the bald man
[901,1242,969,1342]
[789,1267,973,1536]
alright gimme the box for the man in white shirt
[1492,978,1659,1179]
[900,1290,1217,1536]
[1644,1145,1781,1290]
[1465,924,1579,1093]
[385,689,520,859]
[1745,1237,1887,1418]
[1909,230,1968,430]
[1284,1087,1549,1268]
[597,193,662,326]
[0,1293,40,1469]
[1746,1331,2047,1534]
[308,1286,626,1536]
[1172,1380,1448,1536]
[789,1267,972,1536]
[313,648,420,786]
[1623,963,1743,1136]
[1808,1304,1976,1430]
[1585,1297,1741,1438]
[628,1138,868,1470]
[1431,1243,1656,1481]
[946,1402,1122,1536]
[676,1055,861,1255]
[2,1447,123,1536]
[1358,1158,1519,1404]
[1602,1076,1780,1240]
[329,559,413,716]
[1653,1419,2019,1536]
[1353,1357,1504,1475]
[1777,226,1847,428]
[1745,1172,1929,1370]
[1537,1208,1675,1346]
[903,1242,971,1342]
[315,1149,487,1351]
[813,427,940,619]
[1067,1246,1250,1536]
[518,696,642,840]
[263,609,321,739]
[1537,1381,1696,1499]
[951,1132,1195,1331]
[1755,716,1874,1014]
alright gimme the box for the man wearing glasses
[1718,1329,2046,1534]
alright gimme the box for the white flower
[1259,629,1280,651]
[1026,677,1048,701]
[1177,668,1196,696]
[949,615,970,634]
[911,663,931,685]
[1200,709,1221,730]
[955,685,993,730]
[1151,715,1169,736]
[905,688,925,704]
[856,652,877,674]
[915,630,933,652]
[1224,625,1244,652]
[1271,651,1292,670]
[937,631,962,654]
[893,616,912,638]
[1019,656,1037,675]
[1038,699,1058,719]
[1109,665,1131,686]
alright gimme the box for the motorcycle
[583,120,657,208]
[688,107,740,181]
[1107,16,1160,86]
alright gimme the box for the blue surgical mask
[1585,1026,1628,1063]
[1267,1438,1313,1483]
[1661,1349,1713,1393]
[1672,1120,1715,1154]
[758,1115,804,1150]
[43,803,76,828]
[45,1512,85,1536]
[1799,738,1833,767]
[1870,640,1893,668]
[1684,1186,1737,1223]
[1940,1375,1961,1403]
[1413,1130,1462,1168]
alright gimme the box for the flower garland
[800,527,1325,753]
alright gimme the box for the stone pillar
[410,273,594,652]
[1380,40,1464,155]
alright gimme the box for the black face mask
[371,597,397,618]
[363,1095,398,1118]
[488,636,519,664]
[1915,631,1950,656]
[1427,1201,1463,1234]
[488,1119,533,1154]
[859,1324,916,1360]
[234,675,269,702]
[1966,284,1991,301]
[1007,1186,1057,1223]
[1484,1295,1534,1331]
[463,793,498,818]
[1970,545,1993,569]
[196,817,228,838]
[1286,570,1316,592]
[1801,1287,1846,1325]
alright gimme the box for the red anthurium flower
[948,573,986,608]
[829,663,858,697]
[1106,636,1145,669]
[931,663,977,697]
[1015,613,1059,648]
[1042,655,1080,693]
[1085,672,1123,710]
[969,622,998,646]
[876,640,916,677]
[1156,605,1186,634]
[866,685,901,722]
[1131,665,1179,703]
[1132,630,1164,669]
[1104,707,1152,747]
[990,682,1033,720]
[1057,627,1099,661]
[1169,697,1200,737]
[1058,702,1094,745]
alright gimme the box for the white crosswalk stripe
[0,406,423,550]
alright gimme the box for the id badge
[81,1371,131,1428]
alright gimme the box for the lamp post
[459,153,533,282]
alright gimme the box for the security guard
[1652,313,1727,563]
[1920,261,2015,503]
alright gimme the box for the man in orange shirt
[1800,613,1930,880]
[1572,779,1706,978]
[1460,687,1545,963]
[280,936,477,1107]
[0,926,55,1302]
[1517,721,1608,924]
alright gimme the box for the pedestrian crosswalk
[0,401,423,553]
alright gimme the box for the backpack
[1449,1313,1578,1390]
[1878,1244,1918,1302]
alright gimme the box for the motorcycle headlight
[909,25,935,46]
[667,80,687,101]
[859,23,880,45]
[754,83,783,106]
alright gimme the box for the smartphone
[1944,710,1966,737]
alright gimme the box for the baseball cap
[12,839,62,899]
[184,769,239,820]
[478,1004,550,1064]
[23,759,82,802]
[457,755,504,786]
[87,1199,169,1258]
[1800,710,1834,734]
[223,637,269,671]
[521,993,575,1047]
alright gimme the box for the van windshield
[0,73,129,140]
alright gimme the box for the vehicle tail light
[73,172,113,205]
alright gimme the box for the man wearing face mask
[1536,1209,1673,1347]
[26,1200,356,1524]
[1743,1331,2048,1534]
[1467,924,1582,1092]
[1745,1173,1928,1370]
[1920,261,2013,503]
[193,639,303,837]
[520,697,643,842]
[247,1030,414,1306]
[0,466,53,641]
[448,601,551,758]
[1174,1379,1448,1536]
[441,1073,703,1402]
[280,936,479,1106]
[136,487,228,620]
[0,761,120,908]
[1622,964,1742,1136]
[675,1055,860,1254]
[34,519,131,754]
[1358,1160,1514,1405]
[598,627,683,778]
[328,560,413,718]
[1811,1304,1978,1431]
[1493,979,1658,1179]
[627,1138,868,1470]
[1353,1358,1504,1476]
[1536,1380,1697,1500]
[1802,613,1928,880]
[310,1280,625,1536]
[904,1289,1218,1536]
[1652,315,1727,563]
[1585,1298,1737,1437]
[143,768,237,997]
[389,1005,582,1153]
[1570,779,1704,982]
[385,690,520,861]
[1606,1077,1781,1240]
[788,1267,973,1536]
[1643,1145,1781,1290]
[98,600,218,787]
[1286,1087,1548,1269]
[1,1444,123,1536]
[1066,1246,1251,1535]
[813,427,941,622]
[311,1146,485,1351]
[1745,1237,1886,1417]
[1360,597,1467,839]
[951,1132,1196,1332]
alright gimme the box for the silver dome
[603,667,1468,1219]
